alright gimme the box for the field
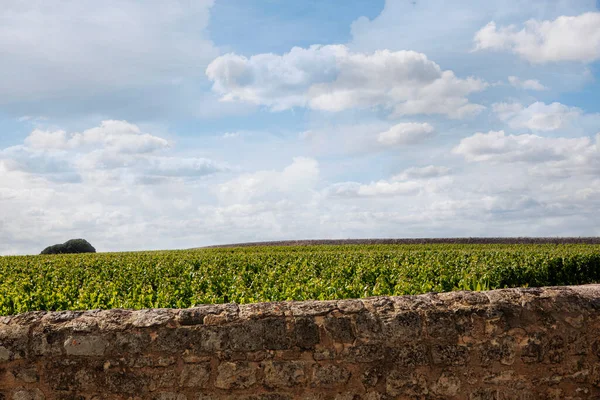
[1,243,600,315]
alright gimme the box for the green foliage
[1,243,599,315]
[40,239,96,255]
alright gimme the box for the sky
[1,0,600,254]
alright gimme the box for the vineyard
[1,244,600,315]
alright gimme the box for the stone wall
[2,285,600,399]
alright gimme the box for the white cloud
[326,165,454,199]
[217,157,319,203]
[492,101,582,131]
[71,120,170,154]
[349,1,595,54]
[507,76,547,90]
[377,122,435,146]
[453,130,598,168]
[24,129,69,150]
[2,120,227,183]
[347,0,597,96]
[327,180,421,198]
[206,45,487,119]
[474,12,600,63]
[26,120,170,154]
[393,165,451,180]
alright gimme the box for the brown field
[200,237,600,248]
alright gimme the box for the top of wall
[2,284,599,331]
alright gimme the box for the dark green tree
[41,239,96,255]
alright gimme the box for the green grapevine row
[1,244,599,315]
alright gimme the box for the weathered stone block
[105,370,149,394]
[431,372,461,396]
[361,364,387,387]
[0,345,11,362]
[155,326,225,354]
[386,370,428,397]
[479,337,516,365]
[263,361,306,388]
[311,364,351,388]
[392,343,429,367]
[324,315,355,343]
[44,360,102,391]
[519,333,546,364]
[215,361,258,390]
[179,362,211,388]
[177,308,208,326]
[12,367,39,383]
[426,310,458,339]
[113,331,151,354]
[313,348,335,361]
[482,370,528,390]
[337,299,364,314]
[128,308,175,327]
[341,344,386,363]
[31,329,65,356]
[64,335,107,356]
[148,369,178,391]
[130,355,177,368]
[384,311,422,343]
[431,344,470,366]
[294,317,320,349]
[263,318,291,350]
[1,323,30,359]
[227,321,265,351]
[353,312,382,342]
[11,389,45,400]
[290,300,337,316]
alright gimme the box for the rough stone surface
[178,363,211,388]
[263,361,306,388]
[0,346,11,362]
[2,285,600,398]
[214,361,257,390]
[63,335,107,356]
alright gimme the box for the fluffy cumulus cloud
[393,165,451,180]
[492,102,583,131]
[207,45,487,118]
[216,157,319,204]
[24,121,169,153]
[326,165,453,198]
[0,120,227,184]
[349,0,596,54]
[453,130,599,173]
[474,12,600,63]
[507,76,547,90]
[327,180,422,198]
[377,123,435,146]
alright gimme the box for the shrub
[41,239,96,255]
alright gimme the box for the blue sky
[1,0,600,254]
